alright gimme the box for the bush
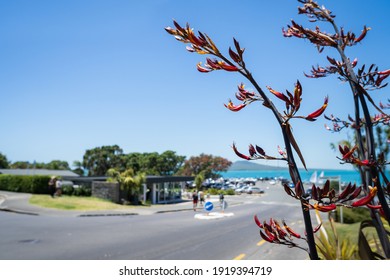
[73,185,91,197]
[62,185,75,196]
[225,189,235,195]
[0,174,51,194]
[207,188,220,195]
[333,207,371,224]
[205,188,235,195]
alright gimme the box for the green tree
[375,125,390,167]
[139,152,160,175]
[72,160,85,176]
[0,153,9,168]
[10,161,30,169]
[107,168,145,204]
[45,160,70,170]
[122,151,185,176]
[178,154,232,179]
[83,145,124,176]
[194,170,206,189]
[122,152,142,173]
[155,150,185,175]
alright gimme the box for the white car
[246,187,264,194]
[235,185,250,194]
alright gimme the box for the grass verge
[29,195,137,211]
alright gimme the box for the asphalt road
[0,184,312,260]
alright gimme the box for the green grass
[331,221,361,244]
[29,195,139,211]
[320,219,390,259]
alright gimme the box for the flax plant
[165,0,389,260]
[283,0,390,257]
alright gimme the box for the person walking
[48,176,56,198]
[219,193,226,212]
[198,190,204,206]
[55,178,62,197]
[219,193,224,205]
[192,191,198,211]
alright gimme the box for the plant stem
[330,22,390,258]
[243,71,319,260]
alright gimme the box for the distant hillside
[228,161,287,171]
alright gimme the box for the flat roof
[0,169,80,177]
[62,175,194,183]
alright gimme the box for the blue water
[220,169,363,184]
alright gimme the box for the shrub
[0,174,51,194]
[333,207,371,224]
[205,188,235,195]
[207,188,219,195]
[225,189,235,195]
[62,185,75,196]
[73,185,92,197]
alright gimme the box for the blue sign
[204,201,213,212]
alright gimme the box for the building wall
[91,178,192,204]
[92,181,120,203]
[148,181,184,204]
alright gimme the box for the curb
[156,208,194,214]
[78,213,139,217]
[0,207,39,216]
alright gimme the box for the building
[88,175,194,204]
[0,169,80,177]
[0,169,193,204]
[145,176,194,204]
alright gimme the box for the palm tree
[107,168,146,204]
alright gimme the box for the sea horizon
[220,168,371,185]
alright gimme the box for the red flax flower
[338,145,376,166]
[305,96,329,121]
[232,143,251,160]
[376,69,390,87]
[354,26,371,43]
[351,186,377,207]
[196,62,212,73]
[312,203,336,212]
[282,220,301,239]
[266,86,291,105]
[235,83,255,101]
[166,20,242,74]
[224,100,246,112]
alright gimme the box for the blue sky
[1,0,389,170]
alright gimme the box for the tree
[72,160,85,176]
[178,154,232,179]
[0,152,9,168]
[45,160,70,170]
[122,152,143,174]
[10,161,30,169]
[155,150,185,175]
[82,145,124,176]
[375,125,390,168]
[194,170,206,189]
[123,151,186,176]
[107,168,146,204]
[139,152,160,175]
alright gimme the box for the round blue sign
[204,201,214,212]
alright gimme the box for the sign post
[221,201,228,213]
[204,201,213,215]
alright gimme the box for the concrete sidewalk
[0,191,223,217]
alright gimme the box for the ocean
[220,169,369,185]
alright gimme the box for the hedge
[333,207,371,224]
[0,174,51,194]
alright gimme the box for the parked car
[235,185,250,194]
[246,187,264,194]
